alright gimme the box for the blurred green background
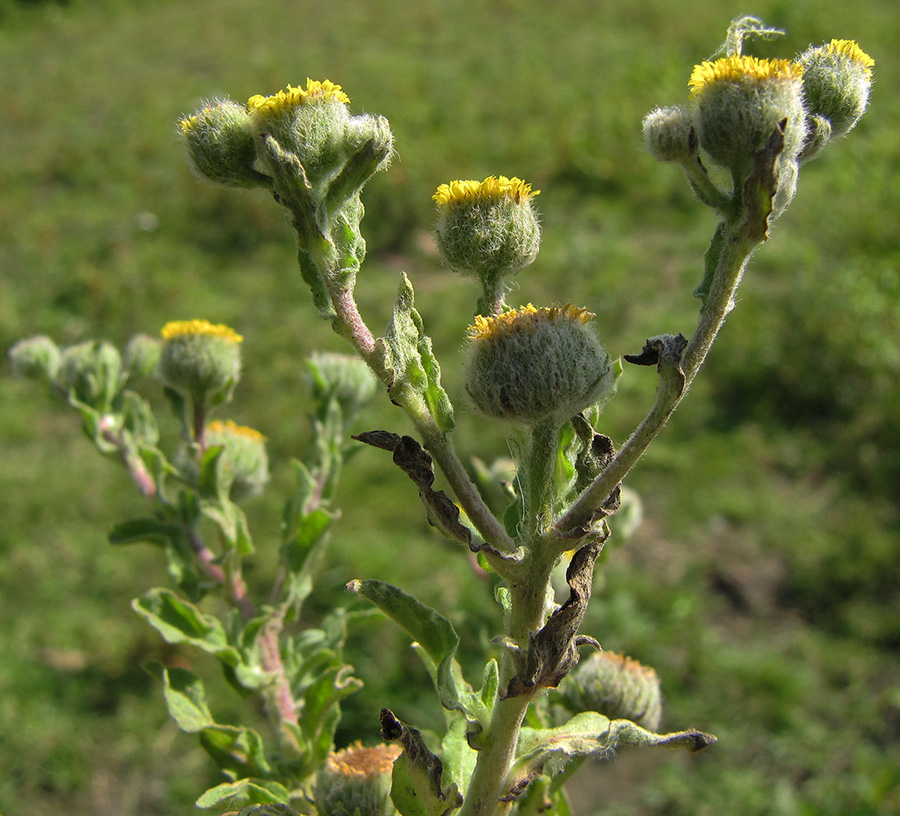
[1,0,898,814]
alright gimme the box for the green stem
[460,692,533,816]
[523,420,560,541]
[320,256,515,553]
[554,219,758,536]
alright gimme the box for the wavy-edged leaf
[378,272,454,432]
[195,778,291,811]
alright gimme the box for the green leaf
[379,273,455,432]
[348,579,489,728]
[200,723,273,779]
[297,664,363,772]
[155,664,215,733]
[381,709,462,816]
[440,713,477,800]
[202,497,255,556]
[195,778,291,810]
[509,712,716,794]
[108,517,185,548]
[132,588,243,668]
[237,805,302,816]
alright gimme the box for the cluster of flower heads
[646,38,874,177]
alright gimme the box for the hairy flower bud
[556,651,663,731]
[158,320,242,407]
[689,56,807,178]
[307,351,378,422]
[643,106,697,163]
[8,335,60,382]
[204,419,269,500]
[178,99,268,188]
[463,304,614,426]
[248,79,360,191]
[796,39,874,138]
[55,340,126,411]
[433,176,541,288]
[314,742,401,816]
[124,333,162,379]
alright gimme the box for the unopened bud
[797,39,874,138]
[204,419,269,500]
[179,99,268,188]
[8,335,60,382]
[124,333,161,379]
[643,106,697,163]
[463,304,614,426]
[56,340,125,411]
[556,650,662,731]
[314,742,401,816]
[307,351,378,422]
[158,320,242,407]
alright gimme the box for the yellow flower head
[468,303,593,341]
[825,39,875,80]
[206,419,266,442]
[433,176,539,207]
[247,79,350,116]
[161,320,243,344]
[323,742,402,779]
[688,56,803,98]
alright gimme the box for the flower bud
[689,56,807,178]
[158,320,242,407]
[178,99,268,188]
[463,304,613,426]
[307,351,378,422]
[433,176,541,288]
[556,650,662,731]
[8,335,61,382]
[124,333,161,379]
[643,106,697,163]
[55,340,126,411]
[796,39,874,138]
[247,79,354,192]
[204,419,269,500]
[314,742,401,816]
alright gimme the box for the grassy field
[2,0,899,814]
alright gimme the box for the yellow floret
[160,320,243,343]
[689,56,802,97]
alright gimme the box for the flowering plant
[9,17,874,816]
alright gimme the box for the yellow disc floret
[468,304,593,341]
[463,303,611,425]
[247,79,350,115]
[826,40,875,79]
[433,176,539,207]
[688,56,802,98]
[206,419,266,442]
[161,320,243,344]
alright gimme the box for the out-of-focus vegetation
[1,1,898,814]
